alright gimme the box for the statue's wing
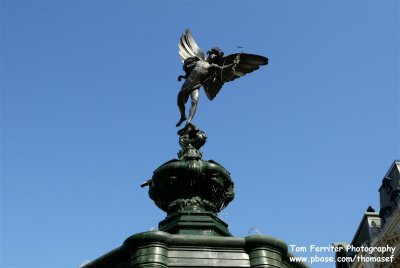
[222,53,268,82]
[203,53,268,100]
[178,29,206,63]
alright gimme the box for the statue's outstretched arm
[209,57,240,72]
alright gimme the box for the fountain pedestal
[147,124,233,236]
[82,125,308,268]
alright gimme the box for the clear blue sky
[1,1,399,268]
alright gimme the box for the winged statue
[176,29,268,127]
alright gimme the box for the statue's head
[207,47,224,63]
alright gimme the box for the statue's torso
[193,61,211,75]
[182,61,215,90]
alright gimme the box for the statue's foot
[176,117,187,127]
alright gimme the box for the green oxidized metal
[148,124,234,215]
[149,158,234,214]
[142,124,235,236]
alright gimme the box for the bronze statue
[176,29,268,127]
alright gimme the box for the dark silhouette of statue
[176,29,269,127]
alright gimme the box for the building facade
[335,161,400,268]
